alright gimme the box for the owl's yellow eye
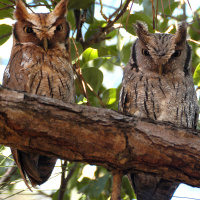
[172,50,181,57]
[142,49,150,56]
[23,26,33,33]
[56,24,63,31]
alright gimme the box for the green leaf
[98,46,118,57]
[68,0,95,10]
[164,2,179,15]
[134,0,143,4]
[0,0,13,19]
[193,63,200,86]
[85,21,106,41]
[70,39,83,62]
[120,12,153,35]
[82,47,98,63]
[85,3,95,24]
[67,10,76,29]
[82,67,103,94]
[143,0,175,17]
[102,88,117,105]
[121,176,136,199]
[0,24,12,45]
[93,58,107,68]
[78,173,111,198]
[122,42,132,64]
[106,28,117,39]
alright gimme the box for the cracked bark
[0,87,200,188]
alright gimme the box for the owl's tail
[11,148,57,190]
[129,173,179,200]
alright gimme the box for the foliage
[0,0,200,199]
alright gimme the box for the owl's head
[132,21,191,76]
[13,0,70,51]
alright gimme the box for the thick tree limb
[0,87,200,188]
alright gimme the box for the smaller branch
[0,5,14,11]
[99,0,109,21]
[36,188,52,198]
[84,78,106,108]
[158,14,182,21]
[58,162,78,200]
[7,0,15,4]
[81,0,131,49]
[95,2,117,10]
[111,171,123,200]
[58,160,68,200]
[71,37,91,106]
[0,1,13,7]
[109,0,123,20]
[0,165,17,189]
[28,4,51,7]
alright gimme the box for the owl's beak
[43,38,48,52]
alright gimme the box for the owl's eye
[56,24,63,31]
[23,26,33,33]
[172,50,181,57]
[142,49,150,56]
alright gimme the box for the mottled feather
[3,0,75,189]
[119,21,199,200]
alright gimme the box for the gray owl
[3,0,75,189]
[119,21,199,200]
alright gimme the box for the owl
[119,21,199,200]
[3,0,75,189]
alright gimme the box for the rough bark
[0,87,200,188]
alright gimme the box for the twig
[7,0,15,4]
[36,188,52,198]
[0,33,12,40]
[109,0,123,20]
[111,171,123,200]
[0,5,14,11]
[71,37,91,106]
[28,4,51,7]
[0,165,17,189]
[95,2,117,10]
[151,0,155,29]
[126,0,134,31]
[0,1,13,7]
[81,0,131,50]
[58,162,78,200]
[100,0,109,21]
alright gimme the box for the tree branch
[81,0,131,49]
[0,87,200,188]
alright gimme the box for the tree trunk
[0,87,200,187]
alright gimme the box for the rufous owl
[3,0,75,190]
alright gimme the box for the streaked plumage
[119,21,199,200]
[3,0,75,189]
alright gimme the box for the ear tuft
[52,0,68,18]
[175,21,188,45]
[14,0,29,21]
[133,21,151,45]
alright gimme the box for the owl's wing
[118,61,138,115]
[3,45,29,91]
